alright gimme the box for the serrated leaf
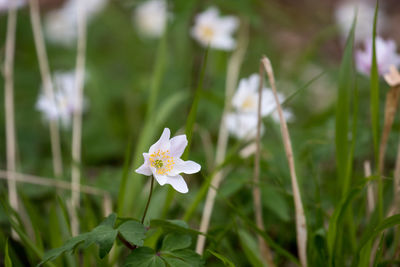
[162,257,191,267]
[83,213,118,258]
[84,224,118,258]
[163,249,204,267]
[39,213,119,264]
[38,234,89,266]
[207,250,235,267]
[161,234,191,252]
[5,239,12,267]
[118,220,147,247]
[124,247,165,267]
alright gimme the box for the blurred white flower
[136,128,201,193]
[227,74,292,140]
[133,0,168,38]
[44,0,107,47]
[355,36,400,76]
[0,0,25,12]
[335,1,384,43]
[232,74,290,118]
[191,7,238,51]
[36,71,86,127]
[226,113,264,141]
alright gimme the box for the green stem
[141,176,155,224]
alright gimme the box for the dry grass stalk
[71,0,87,236]
[4,5,19,239]
[363,161,375,218]
[196,24,248,254]
[28,0,64,179]
[252,62,275,266]
[262,56,308,267]
[0,169,112,221]
[378,87,400,174]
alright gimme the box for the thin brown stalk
[0,170,109,196]
[28,0,63,179]
[387,140,400,217]
[196,24,248,255]
[252,62,275,266]
[4,5,18,239]
[262,56,307,267]
[363,161,375,218]
[378,87,400,174]
[71,0,87,236]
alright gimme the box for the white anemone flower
[232,74,289,117]
[225,113,264,141]
[44,0,107,47]
[0,0,25,13]
[335,1,384,43]
[227,74,292,140]
[355,36,400,76]
[191,7,238,51]
[133,0,168,38]
[36,71,86,127]
[136,128,201,193]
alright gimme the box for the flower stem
[118,233,135,250]
[141,176,155,224]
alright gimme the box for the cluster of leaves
[38,214,204,267]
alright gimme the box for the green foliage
[124,233,204,267]
[118,221,147,247]
[38,214,146,265]
[5,239,12,267]
[207,250,235,267]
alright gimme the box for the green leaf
[39,213,119,265]
[261,186,290,222]
[327,186,362,264]
[237,230,265,267]
[161,234,191,252]
[207,250,235,267]
[163,249,204,267]
[358,214,400,251]
[38,234,89,266]
[124,247,165,267]
[5,239,12,267]
[335,8,355,197]
[118,220,147,247]
[162,257,191,267]
[84,214,118,258]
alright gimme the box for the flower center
[149,149,175,175]
[242,96,256,110]
[200,25,215,42]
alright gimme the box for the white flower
[191,7,238,51]
[227,74,292,140]
[44,0,107,47]
[334,1,385,43]
[36,71,86,127]
[135,128,201,193]
[355,36,400,76]
[225,113,264,141]
[133,0,168,38]
[232,74,287,117]
[0,0,25,12]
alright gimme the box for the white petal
[149,128,170,153]
[173,159,201,174]
[154,174,168,185]
[165,175,188,193]
[135,153,152,176]
[170,134,188,157]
